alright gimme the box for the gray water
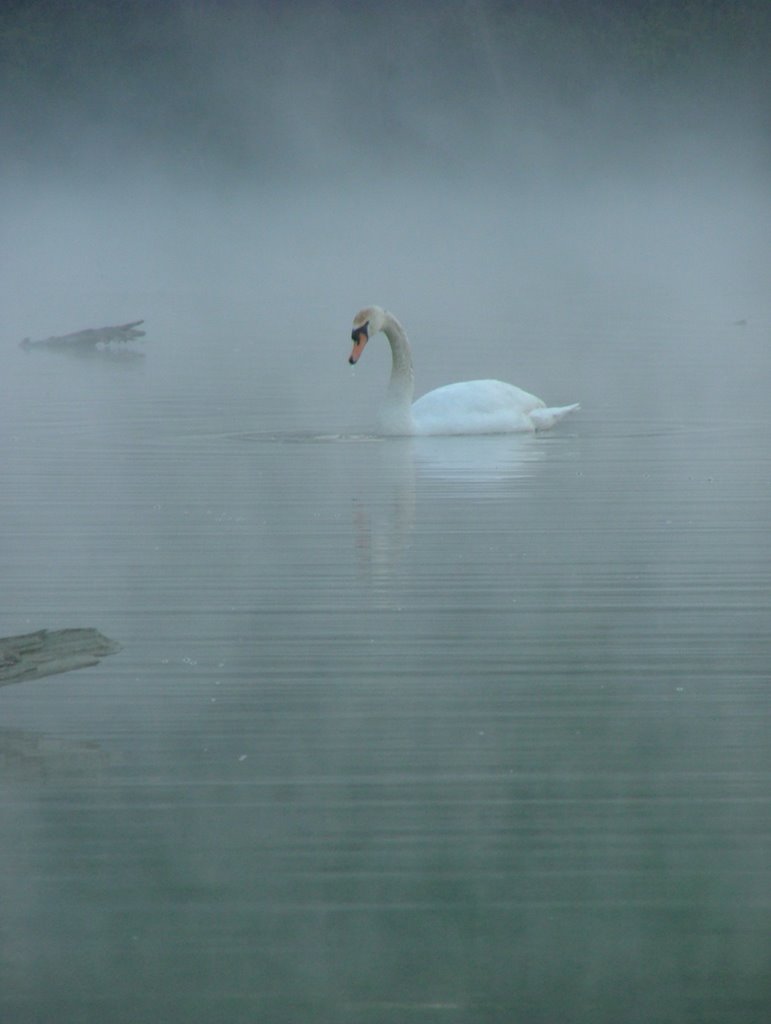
[2,283,771,1022]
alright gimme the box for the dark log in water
[0,629,122,685]
[20,321,146,350]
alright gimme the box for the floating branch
[20,320,146,350]
[0,628,122,686]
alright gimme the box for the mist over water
[2,3,771,1022]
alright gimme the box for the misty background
[2,0,769,405]
[2,2,771,1022]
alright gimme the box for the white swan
[348,306,579,435]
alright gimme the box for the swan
[348,306,579,435]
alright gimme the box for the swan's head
[349,306,386,365]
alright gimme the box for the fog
[2,0,769,391]
[2,3,771,1022]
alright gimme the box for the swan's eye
[351,322,368,344]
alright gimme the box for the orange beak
[349,329,368,365]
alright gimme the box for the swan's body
[348,306,578,436]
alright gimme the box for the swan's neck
[380,312,415,432]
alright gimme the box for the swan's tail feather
[530,402,580,430]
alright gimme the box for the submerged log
[0,628,122,686]
[0,727,111,781]
[20,320,146,350]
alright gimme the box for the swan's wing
[411,379,545,435]
[413,380,545,415]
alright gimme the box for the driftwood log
[20,320,146,350]
[0,628,122,686]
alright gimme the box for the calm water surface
[1,318,770,1023]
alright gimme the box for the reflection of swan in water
[351,438,416,589]
[412,434,546,483]
[349,431,549,590]
[349,306,579,436]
